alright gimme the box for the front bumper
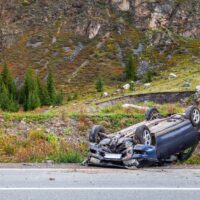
[87,143,159,168]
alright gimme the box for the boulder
[144,83,151,87]
[182,81,191,88]
[123,84,130,90]
[169,73,177,78]
[52,36,57,44]
[112,0,130,11]
[196,85,200,92]
[103,92,109,97]
[115,89,121,93]
[26,36,43,48]
[88,23,101,39]
[133,43,144,56]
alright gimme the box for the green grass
[68,112,144,120]
[185,154,200,165]
[48,151,84,163]
[3,111,55,122]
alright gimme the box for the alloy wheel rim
[143,130,151,145]
[192,109,200,124]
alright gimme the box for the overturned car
[86,106,200,168]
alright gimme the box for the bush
[67,93,77,102]
[143,69,153,83]
[28,130,46,141]
[56,89,64,105]
[47,133,58,147]
[125,55,137,81]
[47,67,57,104]
[95,77,104,92]
[49,151,83,163]
[129,81,135,91]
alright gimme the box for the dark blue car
[87,106,200,168]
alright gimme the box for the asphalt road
[0,165,200,200]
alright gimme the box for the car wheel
[145,107,160,121]
[89,125,105,143]
[185,106,200,127]
[177,145,197,162]
[135,125,154,145]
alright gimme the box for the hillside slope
[0,0,200,94]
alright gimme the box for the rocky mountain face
[0,0,200,92]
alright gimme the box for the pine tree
[143,69,153,83]
[0,84,10,110]
[22,68,41,111]
[56,89,64,105]
[37,76,50,106]
[95,77,104,92]
[125,55,137,81]
[27,91,41,111]
[1,64,17,99]
[47,67,57,104]
[8,98,19,112]
[0,65,19,111]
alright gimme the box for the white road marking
[0,168,74,171]
[0,188,200,191]
[0,168,198,171]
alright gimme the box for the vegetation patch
[185,154,200,165]
[0,64,63,112]
[3,111,55,122]
[0,129,87,163]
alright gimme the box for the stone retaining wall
[97,91,195,108]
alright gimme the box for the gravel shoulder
[0,163,200,171]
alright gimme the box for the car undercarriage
[85,106,200,168]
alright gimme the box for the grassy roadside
[0,102,199,165]
[0,129,86,163]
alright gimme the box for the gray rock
[178,49,189,54]
[44,160,54,164]
[103,92,109,97]
[123,84,130,90]
[52,52,59,57]
[114,89,121,94]
[196,85,200,92]
[133,43,144,56]
[137,61,150,77]
[66,42,84,62]
[135,80,142,85]
[63,47,71,52]
[144,83,151,87]
[27,41,43,48]
[26,36,43,48]
[182,81,191,88]
[52,37,57,44]
[167,55,172,60]
[169,73,177,78]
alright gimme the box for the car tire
[177,145,197,162]
[89,125,105,143]
[135,125,154,145]
[185,106,200,127]
[145,107,160,121]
